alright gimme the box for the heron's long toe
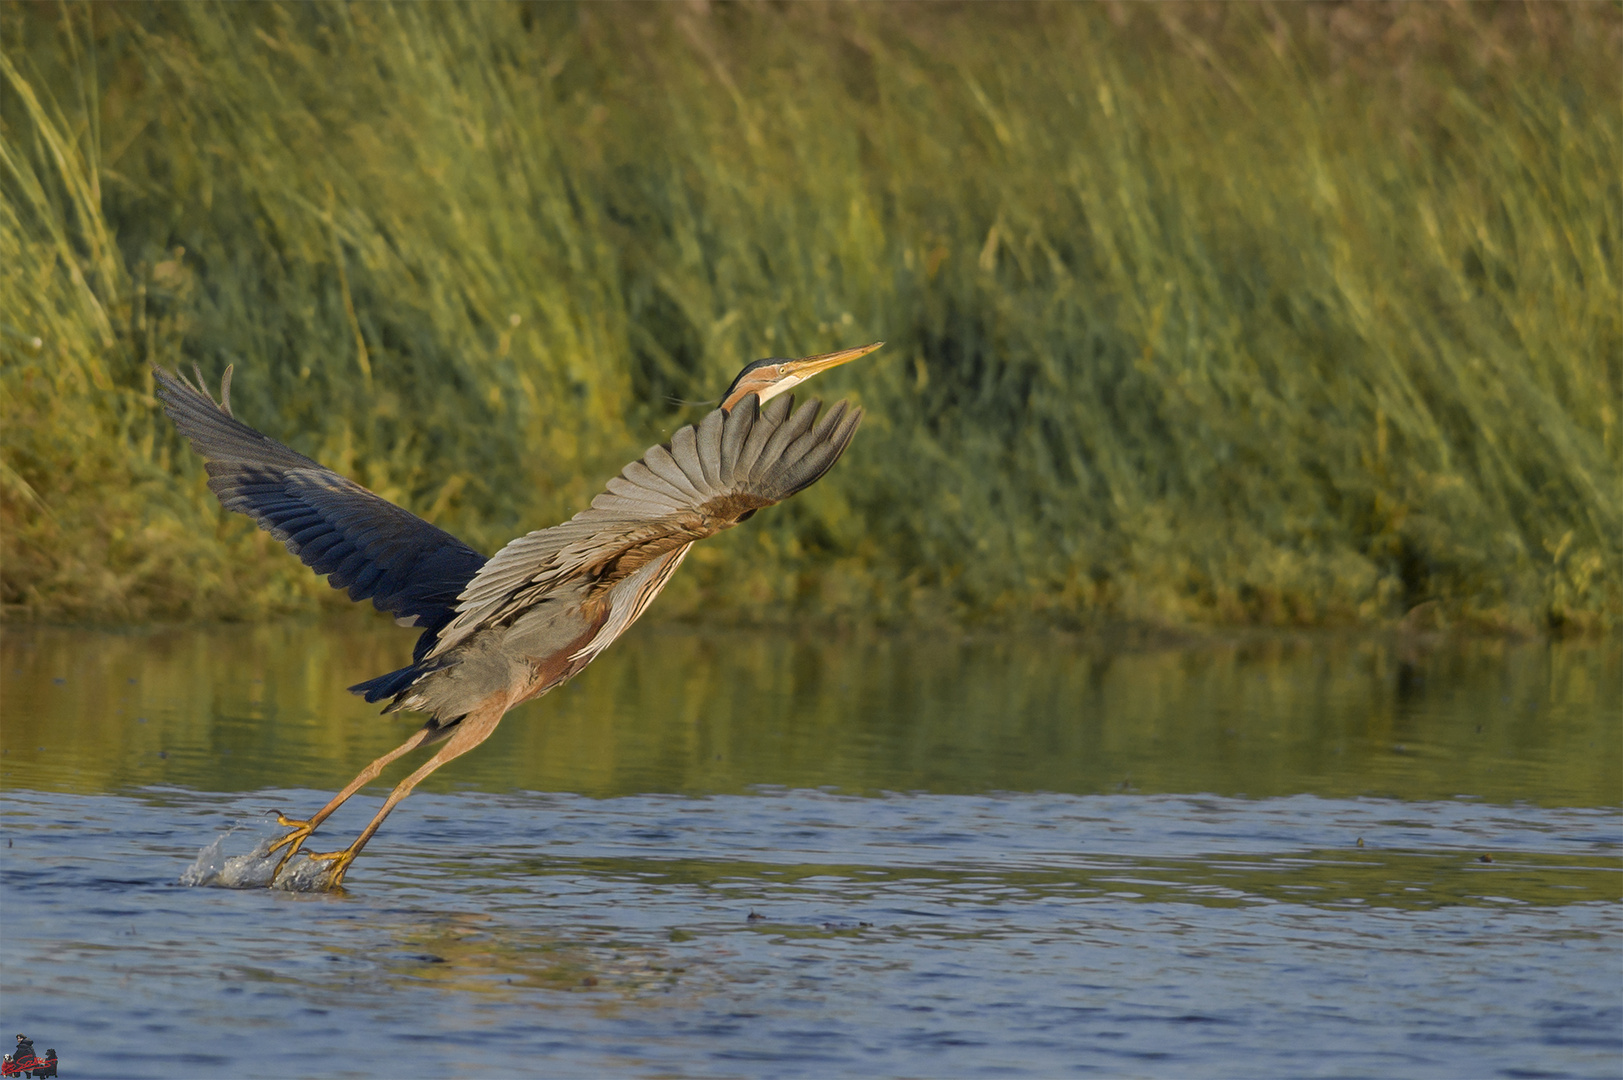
[266,812,317,873]
[304,845,360,889]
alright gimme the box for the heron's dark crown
[724,357,789,398]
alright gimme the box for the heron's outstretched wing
[152,365,487,643]
[431,393,862,662]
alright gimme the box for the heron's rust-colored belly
[510,607,609,707]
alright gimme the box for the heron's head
[720,342,883,412]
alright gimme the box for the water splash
[180,825,336,891]
[271,852,340,892]
[181,828,276,887]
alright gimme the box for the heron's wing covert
[432,393,862,661]
[152,365,487,641]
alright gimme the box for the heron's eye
[736,509,757,523]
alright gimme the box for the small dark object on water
[1478,854,1493,863]
[747,911,765,923]
[1356,837,1364,847]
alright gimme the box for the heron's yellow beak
[781,341,885,380]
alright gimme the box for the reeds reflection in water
[3,618,1617,807]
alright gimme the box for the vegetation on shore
[3,3,1618,631]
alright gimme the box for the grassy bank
[3,3,1618,631]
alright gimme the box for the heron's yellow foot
[304,845,360,890]
[266,812,317,874]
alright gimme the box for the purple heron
[153,342,881,887]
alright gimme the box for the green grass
[3,2,1618,631]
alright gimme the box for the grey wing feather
[604,475,685,511]
[717,393,758,487]
[781,408,862,496]
[695,408,725,489]
[668,427,708,493]
[765,401,853,495]
[433,394,863,660]
[732,392,792,482]
[152,365,487,654]
[621,460,692,505]
[643,444,706,502]
[748,396,824,486]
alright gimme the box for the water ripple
[2,787,1619,1079]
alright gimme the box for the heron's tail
[348,665,421,704]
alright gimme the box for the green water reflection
[491,850,1623,911]
[1,619,1618,806]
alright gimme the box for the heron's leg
[307,705,506,889]
[267,726,437,872]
